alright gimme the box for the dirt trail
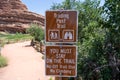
[0,41,54,80]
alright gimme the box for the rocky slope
[0,0,44,33]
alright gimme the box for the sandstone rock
[0,0,27,11]
[0,0,44,33]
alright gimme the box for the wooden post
[0,43,1,56]
[55,77,77,80]
[0,46,1,56]
[40,42,42,53]
[55,77,69,80]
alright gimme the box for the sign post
[55,77,69,80]
[45,10,78,80]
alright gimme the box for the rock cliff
[0,0,44,33]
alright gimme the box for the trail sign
[45,10,78,43]
[45,45,77,77]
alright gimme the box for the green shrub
[49,77,53,80]
[27,24,44,42]
[0,32,32,44]
[0,56,8,68]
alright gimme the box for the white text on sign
[45,46,77,77]
[54,13,69,28]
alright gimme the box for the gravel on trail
[0,41,54,80]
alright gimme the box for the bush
[27,24,44,42]
[0,56,8,68]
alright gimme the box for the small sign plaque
[45,45,77,77]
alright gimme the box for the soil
[0,41,54,80]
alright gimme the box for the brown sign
[45,10,78,43]
[45,46,77,77]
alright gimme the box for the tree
[102,0,120,79]
[26,24,44,42]
[76,0,106,79]
[51,0,105,80]
[79,0,120,79]
[51,0,76,10]
[51,0,120,80]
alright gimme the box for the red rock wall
[0,0,27,11]
[0,0,45,33]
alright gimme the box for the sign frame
[45,10,78,43]
[45,45,77,77]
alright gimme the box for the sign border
[45,10,78,43]
[45,45,78,77]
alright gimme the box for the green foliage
[0,40,5,48]
[51,0,76,10]
[49,77,53,80]
[102,0,120,79]
[76,0,103,42]
[27,24,44,42]
[51,0,120,80]
[0,56,7,68]
[6,33,32,41]
[0,32,32,44]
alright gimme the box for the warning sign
[45,10,78,43]
[45,45,77,77]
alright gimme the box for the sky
[21,0,105,16]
